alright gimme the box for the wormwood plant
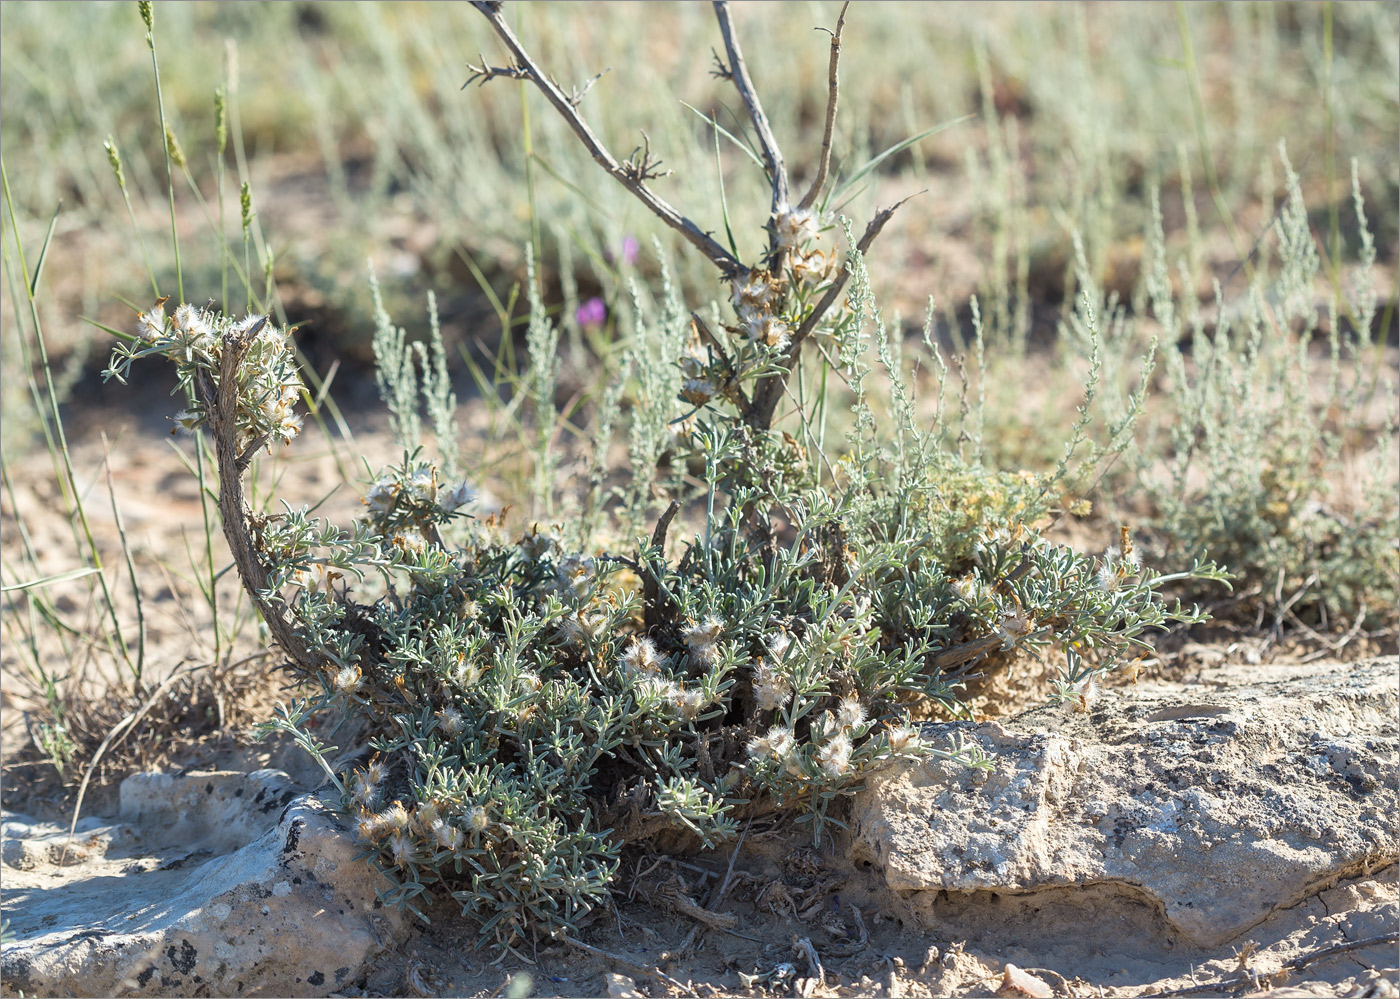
[107,2,1223,950]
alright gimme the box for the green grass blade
[828,115,972,206]
[1,567,102,594]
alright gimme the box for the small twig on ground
[561,934,698,997]
[794,936,826,987]
[655,876,739,931]
[1155,932,1400,997]
[710,814,752,908]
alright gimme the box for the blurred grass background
[2,0,1395,443]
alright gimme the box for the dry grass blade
[60,661,206,863]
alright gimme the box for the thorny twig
[798,1,850,212]
[462,54,529,86]
[467,1,742,276]
[566,67,610,107]
[708,47,732,81]
[622,130,670,183]
[465,56,607,109]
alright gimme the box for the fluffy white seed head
[431,818,464,852]
[753,664,793,711]
[621,637,661,675]
[380,801,410,834]
[816,732,853,777]
[332,664,362,695]
[886,724,921,754]
[674,687,706,721]
[388,832,415,866]
[836,696,866,730]
[771,205,820,250]
[437,706,465,737]
[439,481,475,512]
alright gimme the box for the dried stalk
[467,1,742,276]
[712,0,789,262]
[194,322,322,675]
[798,1,851,212]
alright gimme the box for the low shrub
[104,2,1226,948]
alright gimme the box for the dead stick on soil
[794,936,826,987]
[561,935,698,997]
[711,814,752,908]
[1155,932,1400,997]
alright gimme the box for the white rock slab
[849,658,1398,947]
[2,771,407,997]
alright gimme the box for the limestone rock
[2,771,408,997]
[850,658,1397,947]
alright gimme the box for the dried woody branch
[467,0,899,435]
[711,0,789,262]
[467,0,742,277]
[194,320,323,676]
[798,1,848,212]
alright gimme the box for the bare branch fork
[467,0,741,276]
[467,0,901,436]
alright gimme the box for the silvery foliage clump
[1146,149,1398,630]
[107,199,1227,950]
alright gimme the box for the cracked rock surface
[849,657,1398,949]
[2,770,407,998]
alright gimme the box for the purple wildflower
[576,297,606,328]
